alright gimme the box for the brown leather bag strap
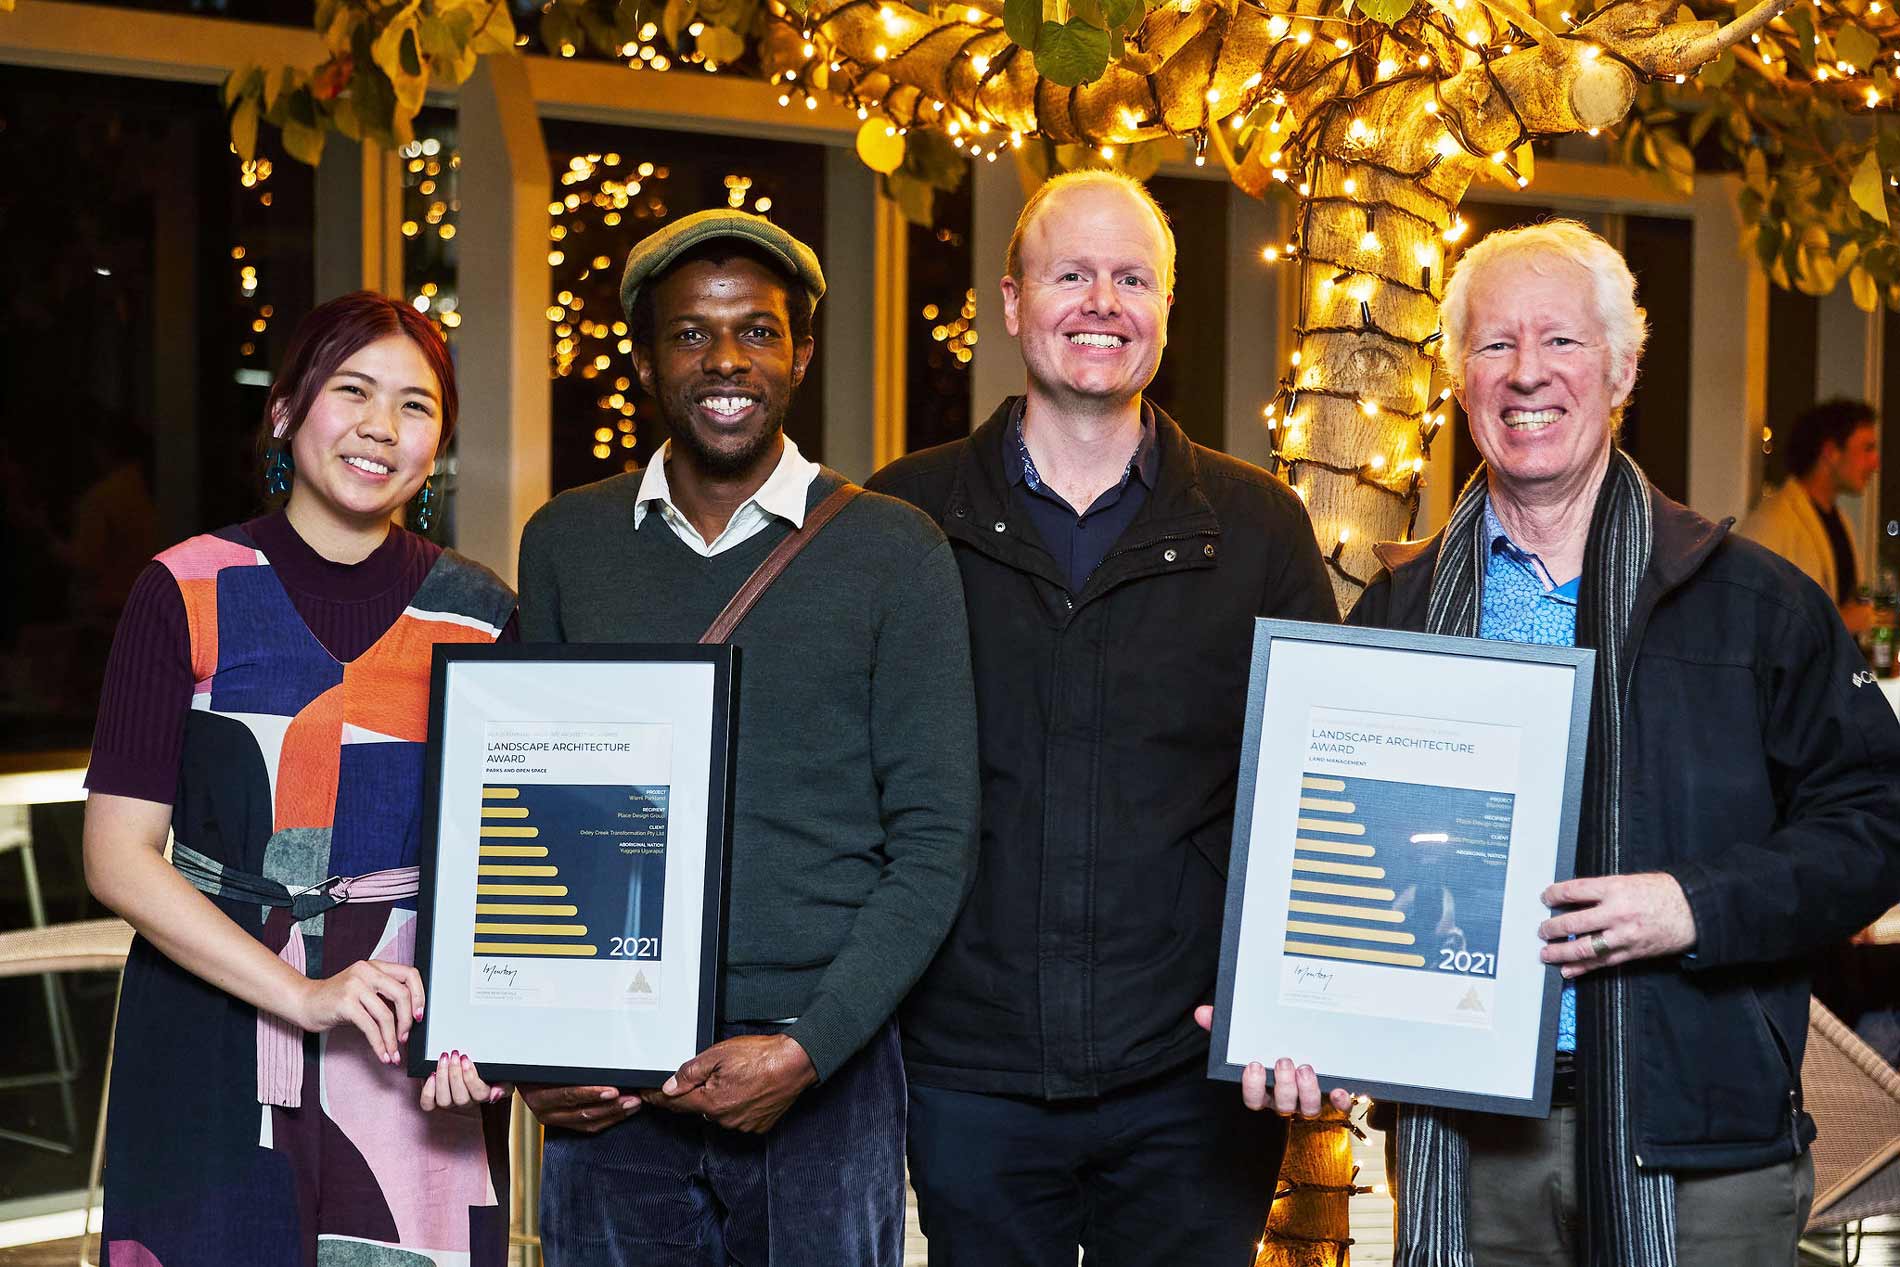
[700,482,865,645]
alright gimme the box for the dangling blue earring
[414,476,437,532]
[264,447,293,497]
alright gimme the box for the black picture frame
[409,642,737,1086]
[1207,619,1595,1118]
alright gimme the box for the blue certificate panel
[475,783,670,962]
[1285,773,1513,981]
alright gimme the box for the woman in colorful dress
[84,292,517,1267]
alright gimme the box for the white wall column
[1688,176,1767,526]
[821,150,882,481]
[455,54,551,585]
[314,138,403,301]
[968,157,1026,422]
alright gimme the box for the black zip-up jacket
[1351,480,1900,1172]
[867,398,1336,1099]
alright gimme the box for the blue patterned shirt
[1479,502,1580,1052]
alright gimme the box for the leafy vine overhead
[198,0,1900,599]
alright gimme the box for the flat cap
[618,208,826,319]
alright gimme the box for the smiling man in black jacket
[868,170,1337,1266]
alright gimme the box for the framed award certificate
[409,644,736,1086]
[1208,620,1594,1117]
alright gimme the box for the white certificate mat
[412,645,735,1086]
[1209,620,1593,1117]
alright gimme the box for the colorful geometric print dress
[101,525,516,1267]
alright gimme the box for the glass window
[905,171,975,451]
[0,65,315,755]
[0,63,316,1209]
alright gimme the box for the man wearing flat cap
[516,209,980,1266]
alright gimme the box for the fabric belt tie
[169,842,421,1109]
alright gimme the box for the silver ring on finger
[1590,933,1612,958]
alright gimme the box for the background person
[1348,220,1900,1266]
[1740,397,1882,634]
[83,292,518,1265]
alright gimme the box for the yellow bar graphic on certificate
[477,864,559,877]
[476,884,569,896]
[1284,940,1426,967]
[1298,797,1356,813]
[1294,838,1376,858]
[1293,858,1387,880]
[1295,818,1366,836]
[476,903,577,915]
[473,943,599,956]
[482,788,520,799]
[481,806,531,819]
[480,825,541,838]
[1285,920,1417,946]
[479,845,549,858]
[1290,899,1406,923]
[1301,776,1347,792]
[1291,878,1397,901]
[473,923,588,936]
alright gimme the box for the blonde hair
[1438,218,1648,394]
[1004,170,1177,293]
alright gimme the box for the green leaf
[1689,104,1720,147]
[1851,151,1891,225]
[1789,6,1815,71]
[224,62,259,108]
[1033,16,1111,85]
[1837,22,1879,72]
[1004,0,1043,50]
[697,24,747,62]
[660,0,693,50]
[1356,0,1412,26]
[282,118,327,165]
[885,169,937,225]
[265,65,297,114]
[1101,0,1141,29]
[1697,49,1735,89]
[350,64,398,144]
[231,97,259,162]
[1851,263,1880,311]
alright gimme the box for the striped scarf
[1392,449,1675,1266]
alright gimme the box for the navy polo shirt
[1004,402,1160,593]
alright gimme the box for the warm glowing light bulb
[1206,87,1221,103]
[1291,350,1303,366]
[1435,132,1460,157]
[1378,58,1398,78]
[1415,241,1436,267]
[1343,177,1358,194]
[1369,454,1387,470]
[1268,14,1290,37]
[1361,230,1380,251]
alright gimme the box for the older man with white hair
[1345,219,1900,1266]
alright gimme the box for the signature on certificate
[480,963,520,988]
[1291,964,1335,992]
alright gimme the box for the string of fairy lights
[753,0,1896,589]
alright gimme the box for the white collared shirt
[632,437,820,556]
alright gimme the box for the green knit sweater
[516,467,979,1080]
